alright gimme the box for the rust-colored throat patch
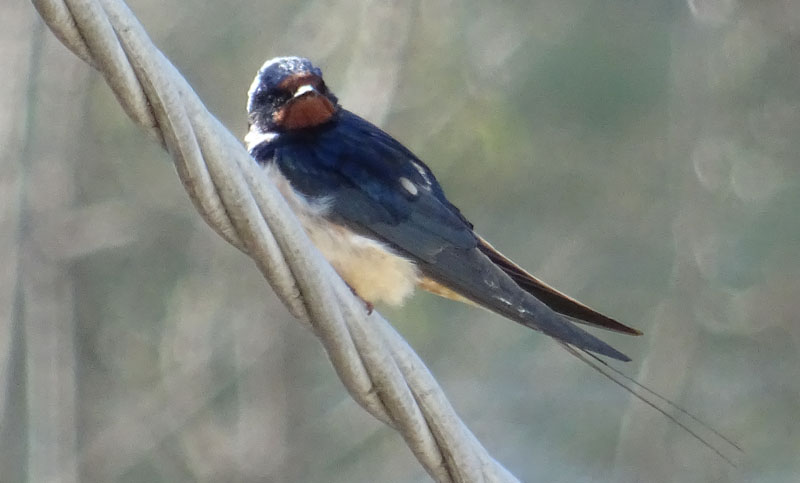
[279,94,336,130]
[274,73,336,130]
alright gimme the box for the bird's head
[246,56,339,135]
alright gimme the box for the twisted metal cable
[30,0,519,481]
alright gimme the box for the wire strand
[30,0,518,481]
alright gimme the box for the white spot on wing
[496,296,513,306]
[411,161,432,189]
[263,164,419,306]
[399,177,419,196]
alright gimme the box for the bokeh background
[3,0,800,481]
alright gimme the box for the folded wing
[477,237,642,336]
[264,110,637,361]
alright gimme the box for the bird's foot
[346,283,374,314]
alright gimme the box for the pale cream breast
[263,163,420,306]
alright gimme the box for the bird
[244,56,641,362]
[242,57,744,464]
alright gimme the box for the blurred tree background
[3,0,799,481]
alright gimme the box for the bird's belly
[266,164,419,305]
[308,223,420,306]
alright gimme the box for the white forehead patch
[293,84,315,97]
[399,177,418,196]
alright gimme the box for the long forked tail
[421,242,742,464]
[421,243,742,464]
[420,246,634,361]
[559,343,744,466]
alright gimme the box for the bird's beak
[293,84,317,99]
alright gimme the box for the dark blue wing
[252,110,479,262]
[251,110,631,361]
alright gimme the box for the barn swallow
[244,56,641,362]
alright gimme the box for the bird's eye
[264,90,291,106]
